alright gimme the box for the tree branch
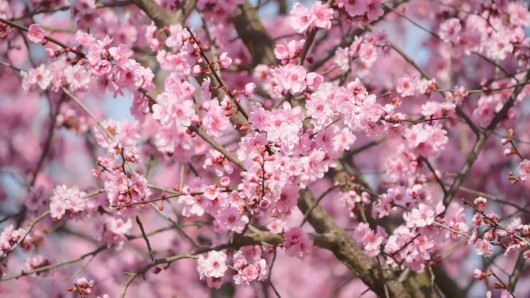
[231,1,276,67]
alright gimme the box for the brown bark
[131,0,196,26]
[230,2,276,67]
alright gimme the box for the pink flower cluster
[0,225,31,258]
[283,227,313,259]
[334,31,389,74]
[197,251,228,280]
[49,185,88,220]
[336,0,384,23]
[232,249,268,286]
[353,223,387,257]
[469,197,530,259]
[289,1,334,33]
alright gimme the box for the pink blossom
[25,255,50,273]
[145,23,161,51]
[4,2,530,294]
[220,177,231,188]
[508,2,530,27]
[267,219,287,234]
[439,18,462,43]
[63,64,90,91]
[340,0,367,16]
[404,203,435,228]
[271,184,298,214]
[309,1,334,30]
[353,223,386,257]
[275,39,305,64]
[0,225,31,257]
[474,197,487,209]
[244,82,256,96]
[421,101,441,117]
[27,24,46,43]
[97,217,132,249]
[397,76,416,97]
[305,72,323,90]
[197,251,228,279]
[215,207,249,233]
[21,64,52,91]
[218,52,232,69]
[283,227,313,258]
[74,30,95,46]
[487,32,514,60]
[289,2,313,33]
[366,0,384,22]
[165,24,191,48]
[71,277,94,296]
[152,92,196,127]
[359,42,377,66]
[280,64,307,93]
[403,124,448,157]
[334,47,350,71]
[474,239,493,257]
[49,185,87,220]
[178,193,205,217]
[306,93,334,130]
[202,99,230,137]
[518,159,530,181]
[474,269,487,280]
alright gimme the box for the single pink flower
[27,24,46,43]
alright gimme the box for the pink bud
[305,72,323,90]
[45,48,56,59]
[192,64,203,76]
[219,52,232,69]
[474,269,484,280]
[220,177,231,188]
[244,83,256,97]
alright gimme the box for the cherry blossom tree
[0,0,530,297]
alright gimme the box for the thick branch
[131,0,195,26]
[297,190,438,297]
[231,1,276,67]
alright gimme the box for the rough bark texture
[230,2,276,67]
[132,0,196,26]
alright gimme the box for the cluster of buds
[469,197,530,257]
[25,255,51,276]
[244,147,275,215]
[0,20,13,39]
[0,225,32,261]
[67,278,94,298]
[502,129,524,159]
[230,83,257,98]
[474,197,487,212]
[473,269,492,280]
[56,108,89,134]
[45,46,84,64]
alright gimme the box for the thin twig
[135,216,156,262]
[1,245,106,281]
[267,249,282,298]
